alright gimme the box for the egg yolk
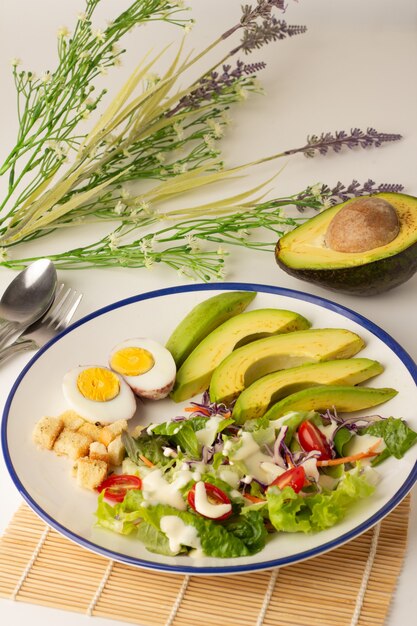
[77,367,120,402]
[110,347,155,377]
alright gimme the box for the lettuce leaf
[364,417,417,465]
[122,430,171,466]
[96,491,267,557]
[267,471,374,534]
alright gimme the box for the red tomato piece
[97,474,142,502]
[298,420,332,460]
[269,466,306,493]
[187,482,232,521]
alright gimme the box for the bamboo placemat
[0,496,410,626]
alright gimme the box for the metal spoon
[0,259,58,349]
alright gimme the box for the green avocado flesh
[262,385,398,420]
[170,308,310,402]
[275,193,417,295]
[232,358,383,424]
[209,328,365,405]
[165,291,256,367]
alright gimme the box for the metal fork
[0,284,83,364]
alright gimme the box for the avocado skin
[275,239,417,296]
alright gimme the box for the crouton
[53,428,92,460]
[107,435,125,466]
[78,421,103,441]
[59,410,85,431]
[76,457,108,490]
[89,441,109,464]
[33,416,64,450]
[130,424,145,438]
[99,419,128,446]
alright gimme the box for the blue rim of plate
[2,282,417,575]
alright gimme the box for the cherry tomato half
[269,466,306,493]
[298,420,332,461]
[187,482,232,521]
[97,474,142,502]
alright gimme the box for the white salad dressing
[194,481,232,518]
[195,414,224,447]
[160,516,201,553]
[141,468,192,510]
[317,421,339,440]
[228,432,284,485]
[300,457,320,483]
[345,433,385,464]
[218,468,240,489]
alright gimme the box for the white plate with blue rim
[2,283,417,574]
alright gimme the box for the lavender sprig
[284,128,403,158]
[296,179,405,210]
[167,60,266,116]
[239,18,307,54]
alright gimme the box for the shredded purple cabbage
[273,426,288,468]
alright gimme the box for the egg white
[109,338,176,400]
[62,365,137,424]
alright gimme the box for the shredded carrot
[285,453,295,469]
[317,438,382,467]
[244,493,266,504]
[184,406,211,416]
[139,454,155,468]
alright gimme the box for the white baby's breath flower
[203,134,216,151]
[216,266,227,279]
[216,245,227,256]
[108,233,120,251]
[57,26,70,39]
[111,44,122,56]
[0,248,9,262]
[173,122,184,140]
[155,152,166,164]
[11,57,22,68]
[321,197,333,211]
[114,201,126,215]
[184,20,194,34]
[113,57,122,67]
[77,12,88,23]
[143,254,154,270]
[186,234,200,252]
[121,188,131,201]
[80,51,90,60]
[172,162,187,175]
[174,0,186,8]
[206,119,224,139]
[309,183,323,199]
[139,238,153,253]
[98,64,108,76]
[235,85,248,101]
[41,72,52,84]
[93,29,106,43]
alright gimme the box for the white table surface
[0,1,416,624]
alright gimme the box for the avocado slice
[262,385,398,420]
[170,308,310,402]
[209,328,365,405]
[165,291,256,367]
[232,358,383,424]
[275,192,417,295]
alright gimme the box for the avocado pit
[325,197,400,253]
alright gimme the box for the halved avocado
[262,385,398,420]
[275,193,417,295]
[209,328,365,405]
[170,308,310,402]
[232,358,383,424]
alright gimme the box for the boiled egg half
[62,365,137,423]
[109,338,176,400]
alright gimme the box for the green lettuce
[95,492,267,557]
[267,470,374,534]
[122,430,172,466]
[364,417,417,465]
